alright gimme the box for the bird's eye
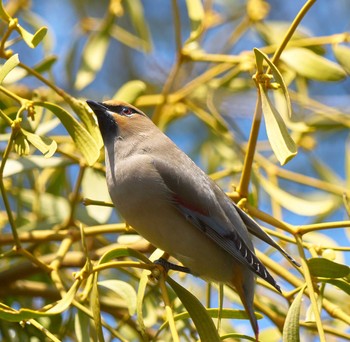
[121,107,133,116]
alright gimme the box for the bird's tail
[229,264,259,341]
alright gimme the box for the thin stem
[268,0,317,69]
[236,94,262,198]
[0,131,20,246]
[295,234,326,342]
[152,0,183,125]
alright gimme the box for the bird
[86,99,299,340]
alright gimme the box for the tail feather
[229,265,259,341]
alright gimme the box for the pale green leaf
[254,47,264,73]
[82,168,112,223]
[333,44,350,74]
[259,175,336,216]
[16,25,47,48]
[323,279,350,295]
[124,0,151,52]
[0,54,19,84]
[254,48,292,118]
[282,285,306,342]
[0,280,80,322]
[260,85,297,165]
[308,258,350,278]
[65,98,103,149]
[33,55,57,74]
[282,48,346,82]
[98,246,150,265]
[91,273,104,342]
[75,309,91,342]
[113,80,147,103]
[21,129,57,158]
[3,156,69,178]
[167,277,221,342]
[185,0,204,41]
[35,102,100,166]
[98,280,137,316]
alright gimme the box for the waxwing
[87,99,299,340]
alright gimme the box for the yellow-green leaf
[308,258,350,278]
[282,48,346,82]
[0,280,80,322]
[21,129,57,158]
[167,277,221,342]
[64,97,103,149]
[0,54,20,84]
[282,285,306,342]
[332,44,350,75]
[259,85,297,165]
[16,25,47,48]
[98,280,137,315]
[33,55,57,74]
[254,48,292,118]
[75,13,114,90]
[185,0,204,42]
[259,175,336,216]
[35,102,100,166]
[124,0,151,52]
[3,156,68,177]
[91,273,104,342]
[82,168,112,223]
[75,32,110,90]
[113,80,147,103]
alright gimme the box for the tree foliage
[0,0,349,341]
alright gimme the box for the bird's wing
[233,204,300,267]
[153,156,281,291]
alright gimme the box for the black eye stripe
[103,104,139,116]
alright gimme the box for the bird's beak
[86,100,108,117]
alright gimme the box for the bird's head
[86,100,149,144]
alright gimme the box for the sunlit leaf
[65,97,103,149]
[254,48,292,118]
[282,285,306,342]
[167,277,221,342]
[333,44,350,75]
[91,273,104,342]
[75,14,114,90]
[113,80,147,103]
[33,55,57,73]
[0,280,80,322]
[281,48,346,81]
[259,175,336,216]
[3,156,69,177]
[75,309,91,342]
[21,129,57,158]
[82,168,112,223]
[185,0,204,42]
[124,0,151,52]
[98,280,137,315]
[323,279,350,295]
[16,25,48,48]
[35,102,100,166]
[308,258,350,278]
[0,54,19,84]
[98,246,150,265]
[259,85,297,165]
[75,32,110,90]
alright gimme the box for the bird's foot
[154,258,191,274]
